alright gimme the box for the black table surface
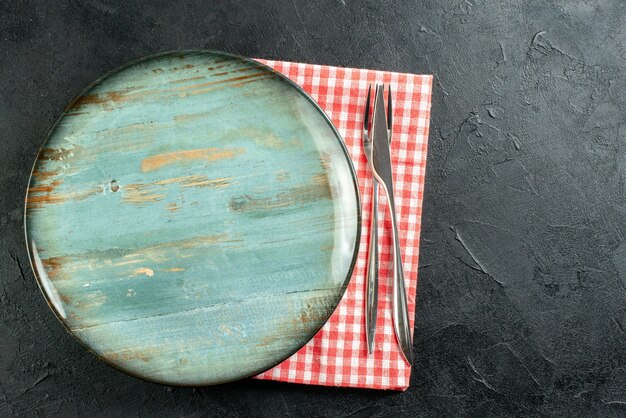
[2,1,625,416]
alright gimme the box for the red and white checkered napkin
[254,59,433,391]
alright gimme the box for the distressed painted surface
[25,51,360,385]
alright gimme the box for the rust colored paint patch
[122,184,167,206]
[39,234,231,283]
[296,306,326,326]
[31,168,60,181]
[205,63,228,72]
[40,256,65,280]
[173,111,211,122]
[310,173,332,199]
[28,179,63,194]
[179,235,233,248]
[27,184,102,210]
[131,267,154,277]
[113,233,231,267]
[319,152,333,172]
[174,70,274,93]
[210,65,257,78]
[181,74,279,97]
[168,75,206,84]
[38,147,78,161]
[66,312,83,323]
[122,183,166,206]
[122,175,231,206]
[39,255,99,281]
[78,292,107,310]
[211,57,230,65]
[161,267,185,272]
[72,89,130,108]
[105,348,155,363]
[70,88,152,111]
[232,74,279,88]
[166,203,180,212]
[255,335,279,347]
[70,67,270,112]
[140,147,243,173]
[180,176,230,188]
[229,173,332,216]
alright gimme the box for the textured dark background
[1,0,625,416]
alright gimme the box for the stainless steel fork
[362,86,393,355]
[362,86,378,354]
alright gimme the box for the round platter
[25,51,360,385]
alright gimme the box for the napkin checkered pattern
[254,59,432,391]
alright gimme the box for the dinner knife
[370,85,413,365]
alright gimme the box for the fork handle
[365,180,379,354]
[387,193,414,365]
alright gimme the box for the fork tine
[364,85,372,135]
[387,86,392,131]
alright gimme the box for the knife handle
[365,180,379,354]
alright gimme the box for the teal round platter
[25,51,360,386]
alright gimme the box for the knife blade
[370,84,413,365]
